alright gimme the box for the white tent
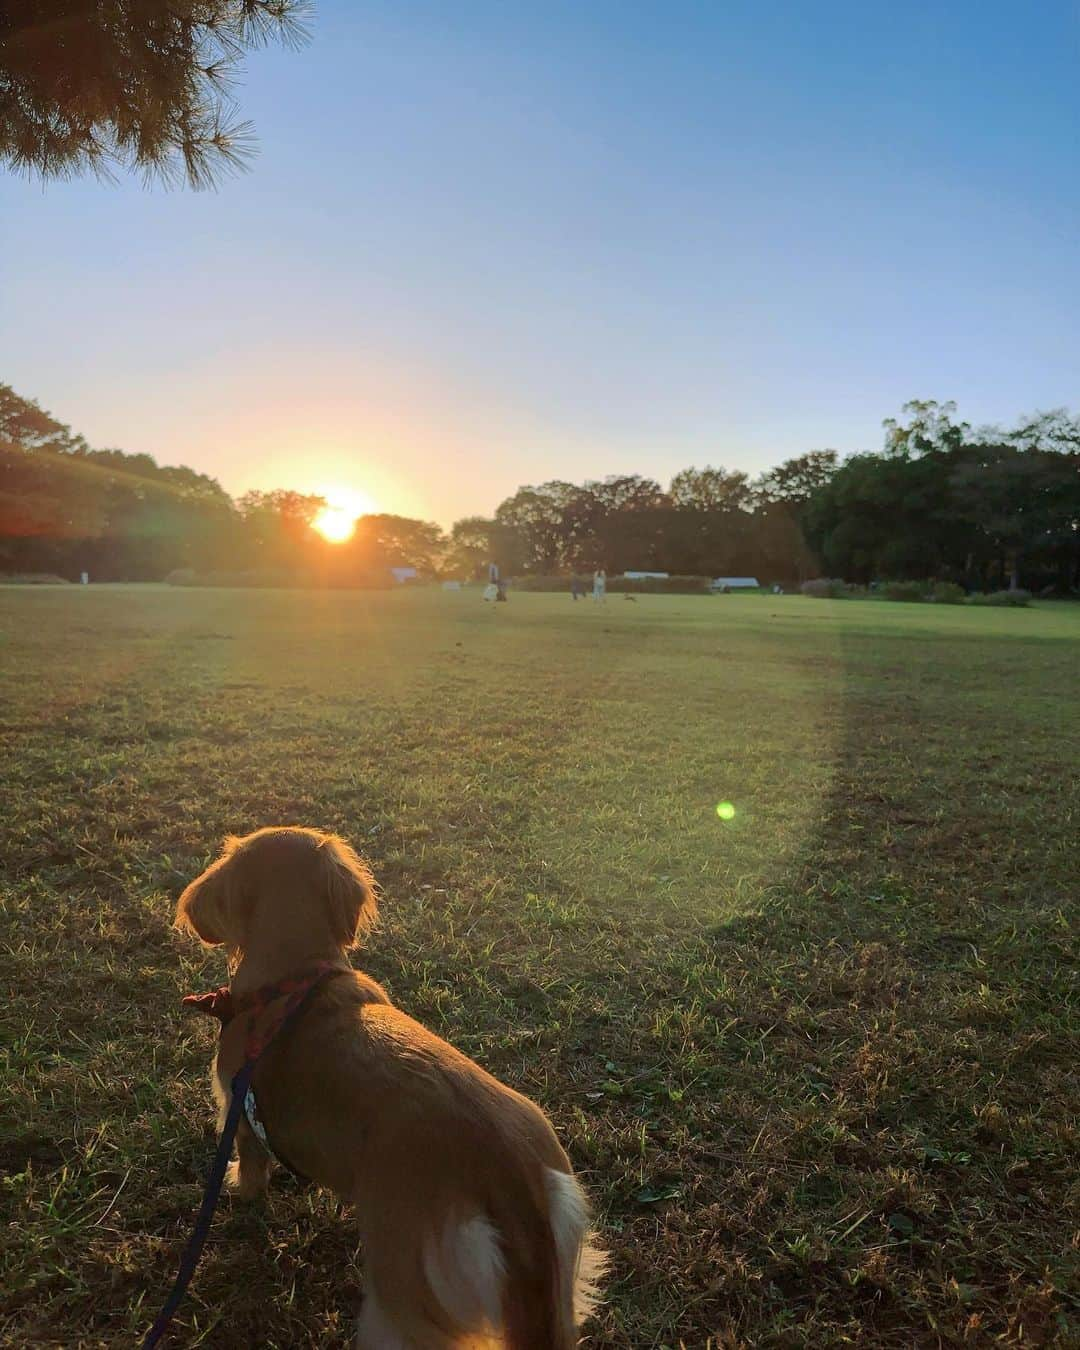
[710,576,759,591]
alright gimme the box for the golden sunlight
[311,485,377,544]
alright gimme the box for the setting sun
[311,485,377,544]
[313,506,355,543]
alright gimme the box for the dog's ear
[174,837,243,946]
[316,834,377,949]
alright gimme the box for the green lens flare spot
[715,801,736,821]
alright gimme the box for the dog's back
[249,976,604,1347]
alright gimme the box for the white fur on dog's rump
[423,1214,507,1332]
[414,1172,605,1343]
[545,1166,606,1330]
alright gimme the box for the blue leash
[141,967,341,1347]
[140,1061,253,1349]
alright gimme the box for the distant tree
[235,488,323,569]
[585,474,668,514]
[950,441,1080,591]
[802,405,1080,590]
[803,405,967,581]
[82,449,236,578]
[960,409,1080,589]
[669,465,752,512]
[447,515,531,577]
[803,449,959,583]
[495,482,584,572]
[750,500,820,583]
[0,381,85,453]
[1,0,310,188]
[664,467,753,576]
[0,383,89,551]
[444,516,488,578]
[0,443,106,552]
[580,476,670,572]
[753,450,838,505]
[491,476,676,574]
[1003,408,1080,454]
[742,453,839,584]
[349,513,446,576]
[1,381,238,577]
[882,399,967,457]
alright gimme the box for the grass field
[1,586,1077,1348]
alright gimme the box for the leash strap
[140,967,340,1347]
[140,1060,253,1349]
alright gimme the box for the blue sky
[1,1,1078,524]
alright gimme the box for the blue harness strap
[140,966,342,1347]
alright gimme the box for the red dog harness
[182,961,347,1177]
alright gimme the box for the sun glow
[311,485,377,544]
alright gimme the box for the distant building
[390,567,418,583]
[622,571,669,580]
[710,576,759,591]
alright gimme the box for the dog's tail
[499,1167,605,1350]
[417,1164,603,1349]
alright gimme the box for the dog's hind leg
[226,1117,271,1201]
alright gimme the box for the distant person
[592,569,606,603]
[571,575,583,601]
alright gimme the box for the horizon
[3,1,1079,527]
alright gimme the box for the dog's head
[175,827,377,954]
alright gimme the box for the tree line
[2,384,1077,592]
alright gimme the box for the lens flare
[715,800,736,821]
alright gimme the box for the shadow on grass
[572,623,1077,1347]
